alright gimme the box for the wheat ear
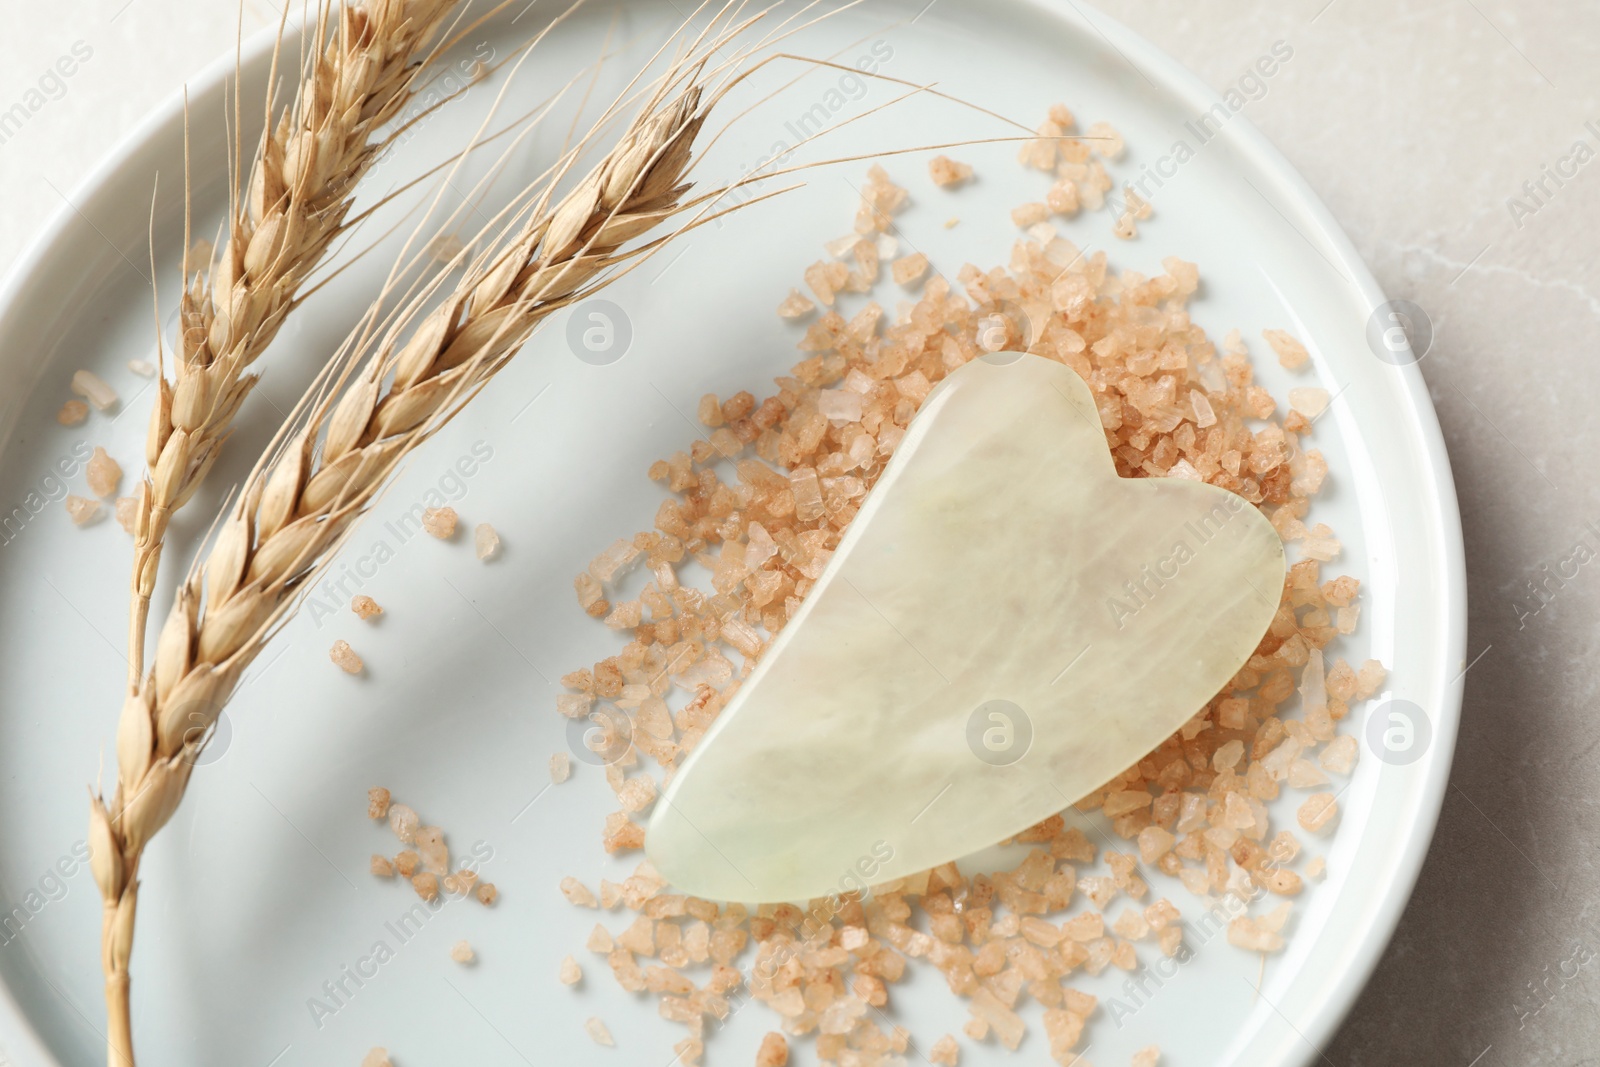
[126,0,467,692]
[90,56,716,1066]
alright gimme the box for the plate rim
[0,3,1468,1065]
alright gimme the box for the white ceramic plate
[0,3,1465,1065]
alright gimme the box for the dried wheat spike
[126,0,463,689]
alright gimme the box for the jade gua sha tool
[647,352,1286,902]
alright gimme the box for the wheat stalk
[90,45,722,1066]
[125,0,469,692]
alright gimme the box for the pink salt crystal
[928,155,973,187]
[561,876,598,908]
[367,787,391,819]
[450,939,475,964]
[1305,856,1327,879]
[1288,387,1330,418]
[387,804,418,844]
[329,640,363,675]
[1336,604,1361,634]
[1227,915,1284,953]
[777,288,816,319]
[1113,909,1150,941]
[555,692,591,719]
[86,447,122,498]
[71,369,117,411]
[474,523,501,560]
[892,252,930,286]
[370,854,394,878]
[756,1032,789,1067]
[476,882,498,905]
[361,1050,392,1067]
[351,595,382,620]
[1189,389,1217,428]
[56,400,88,425]
[550,752,572,783]
[114,496,139,534]
[616,775,658,813]
[816,390,864,422]
[559,955,582,985]
[928,1034,960,1065]
[1355,659,1387,699]
[65,495,102,526]
[1087,121,1124,158]
[1112,213,1137,240]
[127,359,155,377]
[1287,759,1330,789]
[421,506,458,539]
[1131,1046,1161,1067]
[586,924,614,952]
[411,873,438,902]
[1320,735,1359,774]
[789,467,824,522]
[584,1017,615,1047]
[1137,826,1175,863]
[589,538,641,583]
[1262,329,1310,370]
[970,988,1026,1050]
[1011,202,1049,228]
[1297,792,1339,833]
[1212,739,1245,772]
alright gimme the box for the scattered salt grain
[1305,856,1327,879]
[551,752,572,783]
[114,496,138,534]
[756,1032,789,1067]
[65,495,102,526]
[329,639,364,674]
[422,506,458,539]
[71,369,118,410]
[388,804,419,844]
[891,252,929,287]
[368,787,391,819]
[1319,735,1359,774]
[777,288,816,319]
[1288,387,1330,419]
[352,595,383,620]
[414,826,449,875]
[370,855,394,878]
[1131,1045,1161,1067]
[56,400,88,425]
[1227,914,1285,953]
[1262,329,1310,370]
[475,523,501,560]
[928,155,973,187]
[476,882,498,906]
[561,876,599,908]
[560,954,583,985]
[1297,793,1340,834]
[361,1049,392,1067]
[394,851,419,877]
[589,539,641,583]
[585,1017,615,1047]
[127,359,156,377]
[928,1035,960,1065]
[411,873,438,902]
[450,939,475,964]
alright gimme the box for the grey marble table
[2,1,1595,1064]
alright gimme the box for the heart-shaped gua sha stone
[647,352,1285,902]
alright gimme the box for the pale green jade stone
[647,352,1286,903]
